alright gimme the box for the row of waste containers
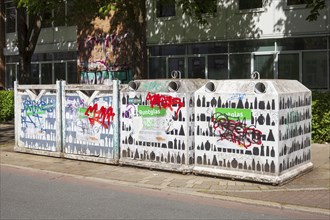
[14,79,313,184]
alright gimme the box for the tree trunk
[16,5,42,84]
[123,0,147,79]
[19,54,32,84]
[0,0,5,88]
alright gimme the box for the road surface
[0,165,327,220]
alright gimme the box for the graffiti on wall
[21,99,55,132]
[120,91,194,166]
[194,89,312,175]
[146,92,184,118]
[20,95,57,151]
[85,103,115,129]
[211,110,262,149]
[65,96,114,143]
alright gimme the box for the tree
[12,0,114,84]
[305,0,327,21]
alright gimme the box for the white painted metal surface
[14,81,62,157]
[61,80,120,164]
[193,79,313,184]
[119,79,208,172]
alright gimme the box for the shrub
[0,90,14,122]
[312,91,330,144]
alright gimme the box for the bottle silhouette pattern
[121,90,311,179]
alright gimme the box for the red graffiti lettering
[85,103,115,129]
[146,92,184,117]
[212,112,262,149]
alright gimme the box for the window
[149,57,167,78]
[41,63,53,84]
[5,64,17,89]
[169,58,185,77]
[254,54,274,79]
[67,61,78,84]
[30,64,40,84]
[230,54,250,79]
[188,43,227,55]
[195,0,217,14]
[5,2,16,33]
[188,57,205,78]
[149,45,185,56]
[302,52,328,89]
[277,37,327,51]
[208,55,228,79]
[278,54,299,80]
[239,0,263,10]
[54,63,66,81]
[230,39,274,53]
[287,0,307,5]
[156,0,176,18]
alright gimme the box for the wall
[146,0,330,45]
[4,26,77,55]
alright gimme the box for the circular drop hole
[168,81,180,92]
[254,82,266,94]
[205,82,215,92]
[128,81,139,91]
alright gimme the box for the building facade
[2,0,329,90]
[2,0,78,89]
[146,0,330,90]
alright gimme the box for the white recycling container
[193,79,312,184]
[120,79,208,173]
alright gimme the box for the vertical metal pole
[14,81,18,148]
[55,81,62,153]
[112,79,120,161]
[61,80,66,154]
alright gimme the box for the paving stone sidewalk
[1,123,329,216]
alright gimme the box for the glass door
[168,58,185,78]
[188,57,206,78]
[252,53,275,79]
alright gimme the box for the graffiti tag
[212,112,262,149]
[84,103,115,129]
[146,92,184,117]
[21,99,55,128]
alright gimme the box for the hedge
[0,90,14,122]
[312,92,330,144]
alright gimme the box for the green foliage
[0,91,14,122]
[305,0,326,21]
[177,0,217,25]
[312,91,330,144]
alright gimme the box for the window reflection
[188,57,205,79]
[303,52,327,89]
[208,55,228,79]
[156,0,176,18]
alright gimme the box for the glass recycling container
[193,80,312,184]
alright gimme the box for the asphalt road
[0,165,328,220]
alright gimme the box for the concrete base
[120,158,193,174]
[193,162,313,185]
[14,146,61,158]
[62,153,119,165]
